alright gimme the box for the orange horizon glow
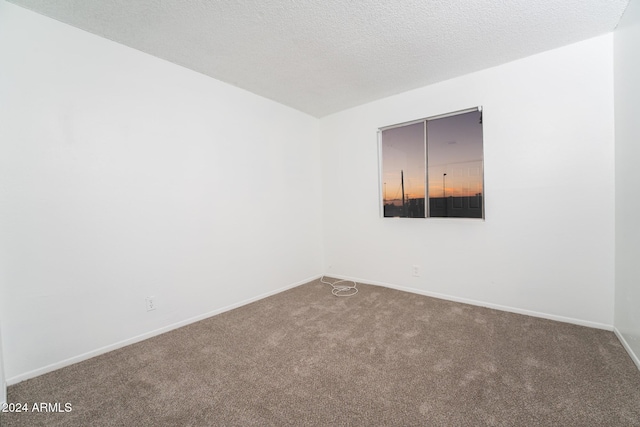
[383,161,483,204]
[383,189,483,205]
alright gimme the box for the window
[379,108,484,219]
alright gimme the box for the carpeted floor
[2,278,640,426]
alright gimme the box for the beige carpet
[2,278,640,426]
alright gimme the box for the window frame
[378,106,484,220]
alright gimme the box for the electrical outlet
[411,265,421,277]
[145,296,156,312]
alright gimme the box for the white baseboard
[614,327,640,372]
[6,274,321,386]
[329,274,613,331]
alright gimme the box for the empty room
[1,0,640,425]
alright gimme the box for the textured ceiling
[7,0,630,117]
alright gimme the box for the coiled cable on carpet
[320,276,358,297]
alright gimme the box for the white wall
[0,320,5,404]
[320,35,615,328]
[614,0,640,369]
[0,2,323,382]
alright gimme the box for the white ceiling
[8,0,630,117]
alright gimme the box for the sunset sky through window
[382,110,483,206]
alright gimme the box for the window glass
[381,122,425,218]
[427,111,483,218]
